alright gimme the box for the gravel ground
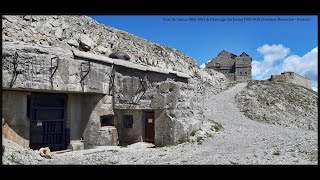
[2,82,317,165]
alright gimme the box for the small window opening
[100,115,114,127]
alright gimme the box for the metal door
[145,112,155,143]
[29,93,66,151]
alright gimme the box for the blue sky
[91,15,318,91]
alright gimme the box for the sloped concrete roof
[73,50,190,79]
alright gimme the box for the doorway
[28,93,67,151]
[144,112,155,143]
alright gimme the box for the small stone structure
[205,50,252,82]
[269,71,312,89]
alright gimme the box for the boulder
[97,46,108,54]
[67,39,79,47]
[79,34,93,51]
[55,28,63,40]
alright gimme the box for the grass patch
[190,130,197,136]
[178,137,190,144]
[108,161,119,165]
[308,153,318,162]
[211,122,223,132]
[197,137,203,145]
[272,149,281,155]
[206,132,213,138]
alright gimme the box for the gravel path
[3,82,317,165]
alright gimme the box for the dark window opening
[123,115,133,128]
[245,72,247,75]
[100,115,114,126]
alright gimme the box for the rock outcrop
[2,15,224,79]
[236,80,318,131]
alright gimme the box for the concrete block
[97,126,118,146]
[68,140,84,151]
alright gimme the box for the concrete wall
[115,109,144,145]
[154,109,174,146]
[2,42,112,94]
[2,90,30,148]
[2,42,201,148]
[82,94,114,149]
[67,94,84,140]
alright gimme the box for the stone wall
[270,72,312,90]
[235,56,252,82]
[205,50,252,82]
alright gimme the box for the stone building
[205,50,252,82]
[269,71,312,90]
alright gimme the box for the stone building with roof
[205,50,252,82]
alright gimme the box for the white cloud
[199,59,211,69]
[253,44,318,91]
[312,86,318,92]
[257,44,290,65]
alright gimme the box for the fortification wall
[270,72,312,89]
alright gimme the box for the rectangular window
[100,115,114,126]
[123,115,133,128]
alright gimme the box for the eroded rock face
[2,15,227,79]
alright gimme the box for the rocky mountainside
[2,15,226,85]
[235,80,318,131]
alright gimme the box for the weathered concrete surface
[2,15,229,148]
[2,90,30,148]
[67,94,84,141]
[2,42,112,94]
[97,126,118,146]
[82,94,114,149]
[68,140,84,151]
[115,110,144,145]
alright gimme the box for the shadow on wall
[2,91,30,148]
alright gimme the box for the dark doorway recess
[145,112,155,143]
[28,93,67,151]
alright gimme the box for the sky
[91,15,318,91]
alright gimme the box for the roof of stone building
[239,52,250,57]
[217,50,237,59]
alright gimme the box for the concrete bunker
[2,42,192,151]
